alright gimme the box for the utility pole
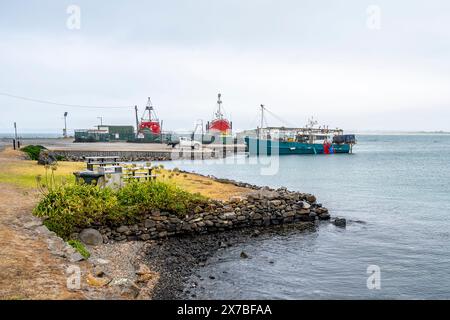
[63,112,68,138]
[13,122,18,150]
[134,105,139,137]
[97,116,103,126]
[160,120,164,144]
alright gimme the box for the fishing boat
[133,97,169,143]
[206,93,232,136]
[137,97,161,135]
[244,105,356,155]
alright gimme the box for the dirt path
[0,183,84,299]
[0,149,83,299]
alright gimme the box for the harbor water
[161,134,450,299]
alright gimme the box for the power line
[0,92,134,109]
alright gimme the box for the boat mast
[259,104,265,138]
[216,93,223,119]
[146,97,153,121]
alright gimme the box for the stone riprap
[74,185,330,244]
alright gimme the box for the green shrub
[116,180,206,216]
[34,183,121,239]
[67,240,90,259]
[33,180,207,239]
[21,145,46,160]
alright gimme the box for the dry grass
[155,169,250,201]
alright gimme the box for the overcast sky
[1,0,450,134]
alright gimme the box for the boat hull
[244,137,351,155]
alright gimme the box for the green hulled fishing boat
[244,105,356,156]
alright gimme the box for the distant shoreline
[1,131,450,140]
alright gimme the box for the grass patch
[33,180,207,239]
[20,145,46,160]
[0,160,84,188]
[67,240,90,259]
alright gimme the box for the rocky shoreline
[72,182,331,244]
[72,174,345,299]
[141,221,318,299]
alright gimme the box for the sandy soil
[0,182,83,299]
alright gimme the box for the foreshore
[0,146,341,299]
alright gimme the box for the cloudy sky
[1,0,450,134]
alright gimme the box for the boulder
[240,251,249,259]
[333,218,347,228]
[79,228,103,246]
[305,194,316,203]
[37,150,57,165]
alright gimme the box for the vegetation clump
[33,180,207,239]
[67,240,90,259]
[20,145,46,160]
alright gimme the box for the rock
[282,211,295,218]
[300,201,311,209]
[79,228,103,246]
[333,218,347,228]
[93,266,106,277]
[229,196,245,203]
[116,226,130,233]
[222,212,236,220]
[251,230,260,237]
[135,264,156,283]
[69,252,84,262]
[35,225,53,236]
[194,206,203,214]
[136,263,151,276]
[139,234,151,241]
[158,231,168,238]
[94,258,111,265]
[37,150,57,165]
[305,194,316,203]
[109,278,140,298]
[251,213,262,220]
[23,218,43,229]
[318,213,331,220]
[269,200,282,206]
[86,274,110,287]
[240,251,249,259]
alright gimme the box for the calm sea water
[163,135,450,299]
